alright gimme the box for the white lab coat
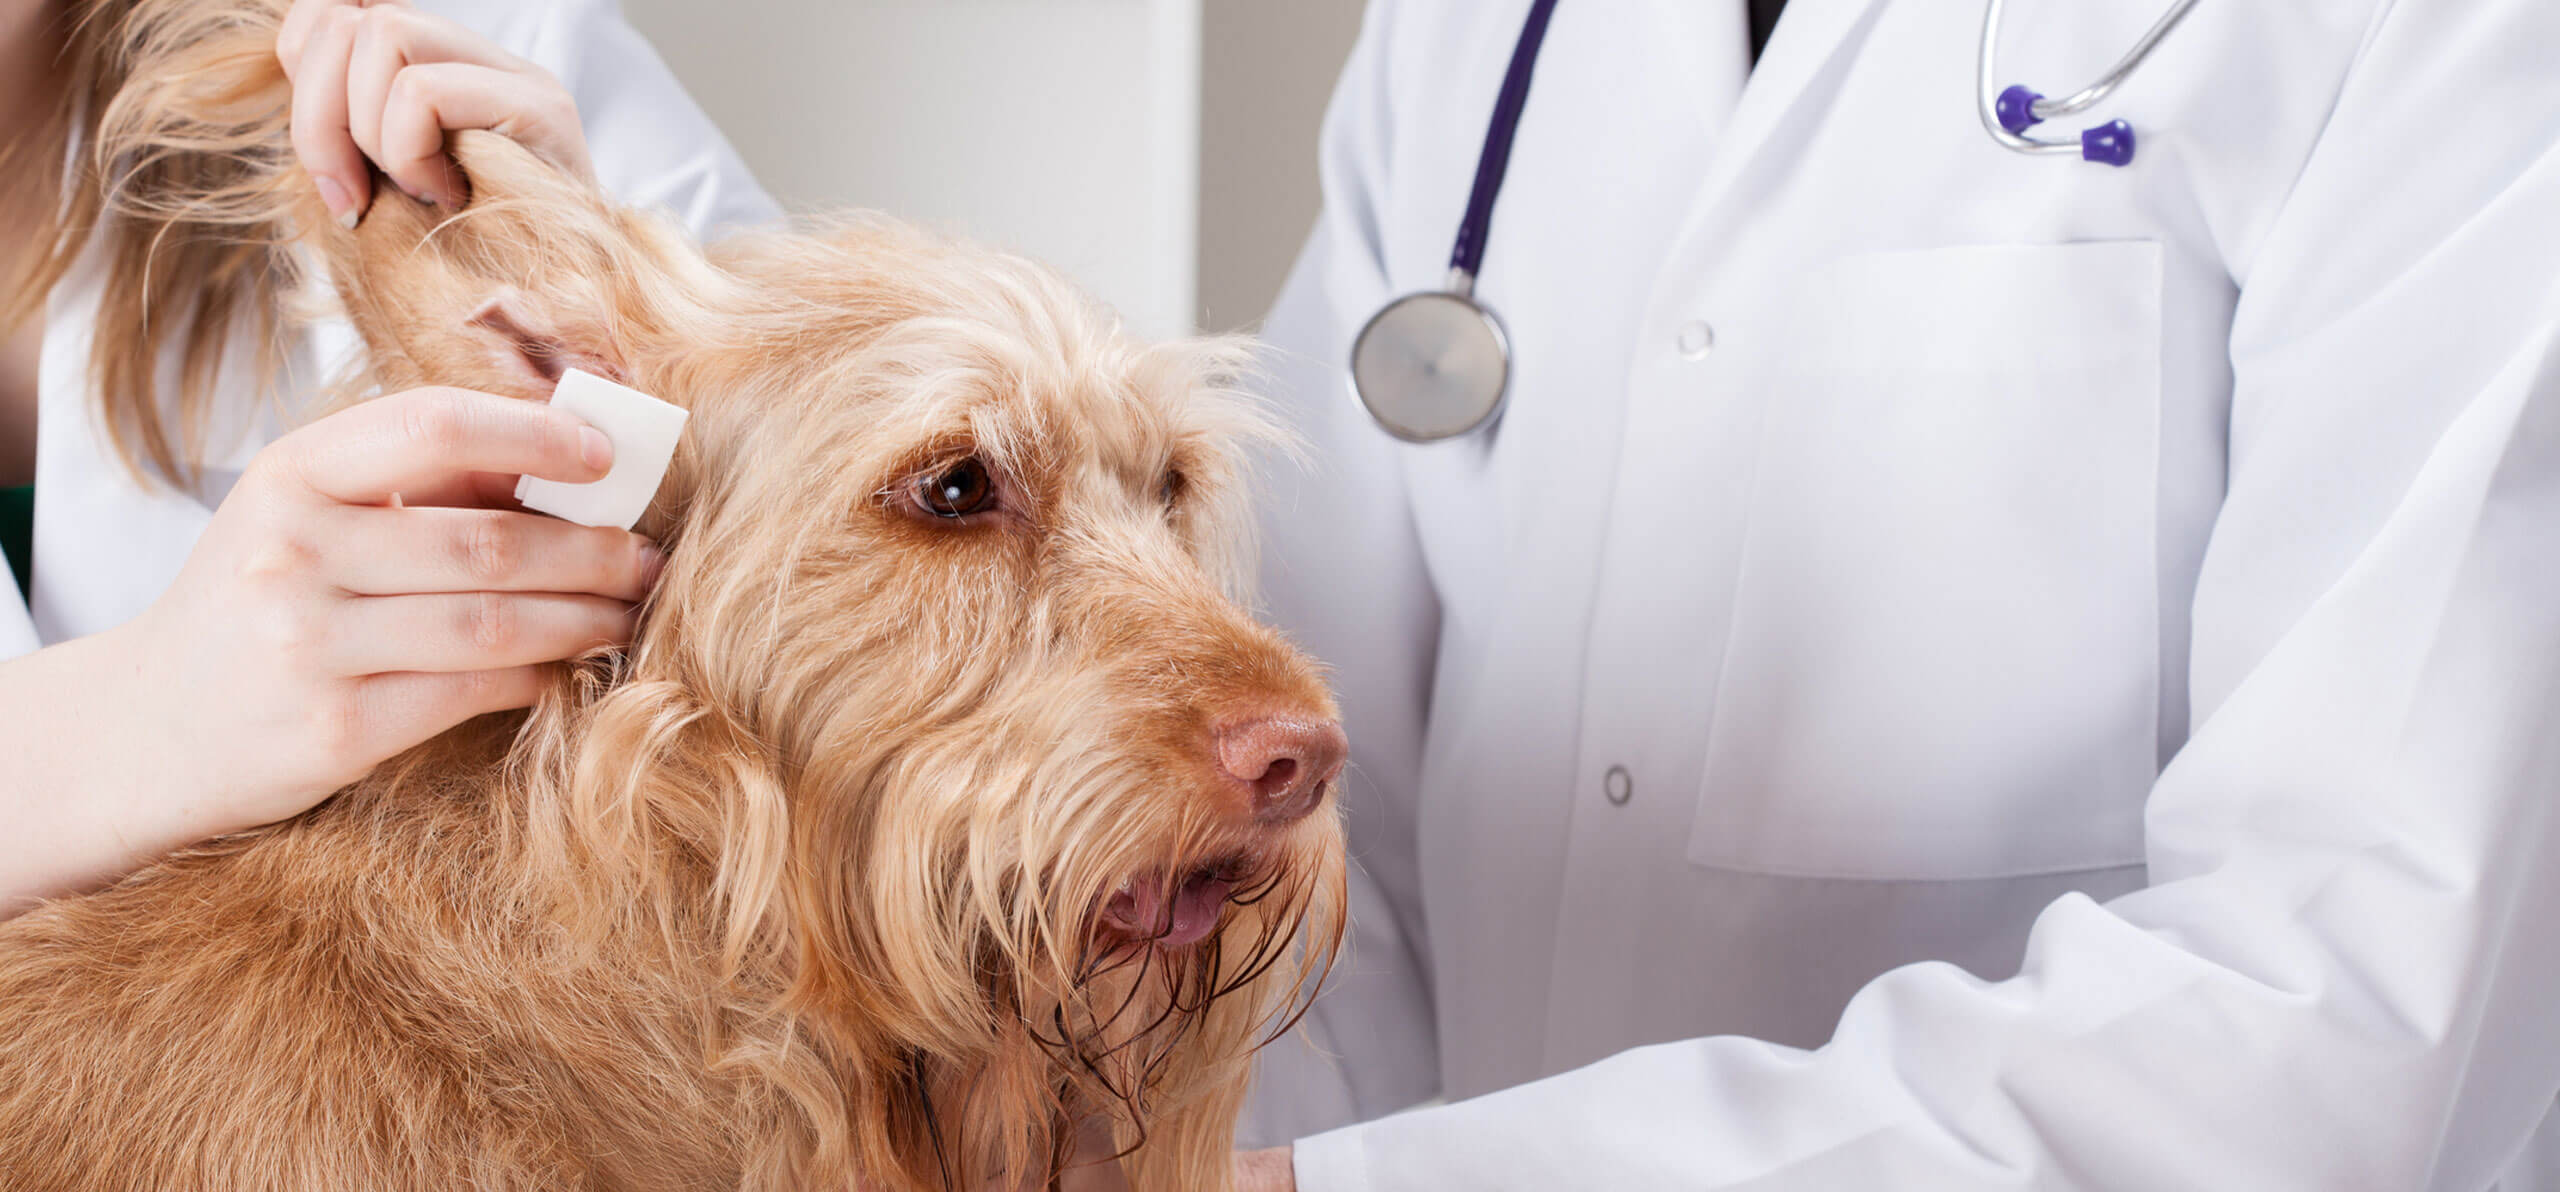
[0,0,775,661]
[1245,1,2560,1188]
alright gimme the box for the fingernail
[638,544,668,589]
[315,175,359,229]
[578,426,613,473]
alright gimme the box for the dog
[0,2,1346,1188]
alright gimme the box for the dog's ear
[326,130,694,401]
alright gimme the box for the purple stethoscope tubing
[1977,0,2201,167]
[1343,0,1556,444]
[1445,0,1559,295]
[1350,1,2188,446]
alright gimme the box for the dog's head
[326,133,1346,1190]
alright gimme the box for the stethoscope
[1978,0,2202,166]
[1350,0,2202,444]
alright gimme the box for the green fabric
[0,485,30,603]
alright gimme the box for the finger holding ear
[284,0,595,223]
[374,61,592,208]
[345,6,540,203]
[286,4,371,227]
[276,0,394,81]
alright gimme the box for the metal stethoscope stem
[1978,0,2201,166]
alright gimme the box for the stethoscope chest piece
[1352,0,1556,444]
[1352,279,1512,443]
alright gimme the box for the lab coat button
[1603,764,1634,806]
[1676,321,1716,360]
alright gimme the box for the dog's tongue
[1106,873,1235,948]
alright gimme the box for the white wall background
[618,0,1363,339]
[1197,0,1366,330]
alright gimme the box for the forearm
[0,626,191,914]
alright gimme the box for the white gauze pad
[514,369,688,530]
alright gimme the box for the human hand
[1235,1147,1296,1192]
[276,0,594,224]
[114,386,658,842]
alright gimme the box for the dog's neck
[293,706,795,1176]
[307,641,1232,1187]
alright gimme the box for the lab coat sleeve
[505,0,783,239]
[1237,0,1446,1151]
[1293,2,2560,1188]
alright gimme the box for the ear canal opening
[465,289,626,392]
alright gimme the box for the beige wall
[620,0,1201,338]
[618,0,1363,337]
[1196,0,1365,331]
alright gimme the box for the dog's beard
[1054,848,1335,1098]
[965,830,1343,1186]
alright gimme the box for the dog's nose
[1215,717,1347,823]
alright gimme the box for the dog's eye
[1158,468,1187,509]
[916,458,996,519]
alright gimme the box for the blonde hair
[2,0,302,486]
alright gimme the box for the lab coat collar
[0,101,86,656]
[0,573,30,658]
[1683,0,1891,236]
[26,228,215,646]
[20,217,290,649]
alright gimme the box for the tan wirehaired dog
[0,3,1347,1189]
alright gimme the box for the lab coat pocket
[1687,241,2163,881]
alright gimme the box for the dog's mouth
[1097,858,1250,950]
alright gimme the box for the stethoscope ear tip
[2080,119,2137,167]
[1996,85,2045,135]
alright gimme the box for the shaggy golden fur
[0,2,1347,1189]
